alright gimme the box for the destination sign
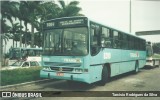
[43,18,87,29]
[46,22,55,27]
[59,19,84,26]
[43,22,55,29]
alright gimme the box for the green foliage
[1,0,83,48]
[58,0,83,17]
[34,32,43,47]
[0,67,42,86]
[153,43,160,54]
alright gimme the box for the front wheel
[99,67,109,86]
[67,80,76,86]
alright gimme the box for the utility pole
[129,0,132,33]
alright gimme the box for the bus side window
[113,31,120,48]
[128,36,132,50]
[118,32,123,48]
[90,24,101,56]
[122,34,128,49]
[143,40,146,51]
[101,27,112,48]
[91,28,97,46]
[131,37,135,49]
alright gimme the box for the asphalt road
[1,66,160,100]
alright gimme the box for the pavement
[1,66,160,100]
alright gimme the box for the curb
[0,79,53,89]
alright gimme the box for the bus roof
[43,16,145,41]
[43,16,87,23]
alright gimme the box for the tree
[39,1,60,21]
[1,19,12,53]
[19,1,31,47]
[1,0,84,52]
[22,31,31,45]
[1,1,19,44]
[58,0,83,17]
[1,1,19,25]
[9,23,21,47]
[34,32,43,47]
[16,1,25,47]
[26,1,45,47]
[153,43,160,54]
[1,1,19,66]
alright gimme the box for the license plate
[56,73,64,76]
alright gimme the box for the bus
[9,47,42,65]
[40,17,146,85]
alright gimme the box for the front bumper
[40,70,91,84]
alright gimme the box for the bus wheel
[134,61,139,73]
[99,66,109,86]
[67,80,78,86]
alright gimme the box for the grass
[0,67,42,86]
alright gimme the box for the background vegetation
[0,67,42,86]
[153,43,160,54]
[0,0,83,66]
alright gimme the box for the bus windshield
[43,27,88,56]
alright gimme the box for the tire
[67,80,76,86]
[99,66,109,86]
[134,61,139,73]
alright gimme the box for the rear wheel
[134,61,139,73]
[99,66,109,86]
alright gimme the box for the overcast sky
[79,0,160,42]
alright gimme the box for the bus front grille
[50,67,74,72]
[44,62,81,67]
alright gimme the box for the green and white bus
[40,17,146,85]
[9,47,42,59]
[9,47,42,65]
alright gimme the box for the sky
[78,0,160,42]
[3,0,160,53]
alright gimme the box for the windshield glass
[43,27,88,56]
